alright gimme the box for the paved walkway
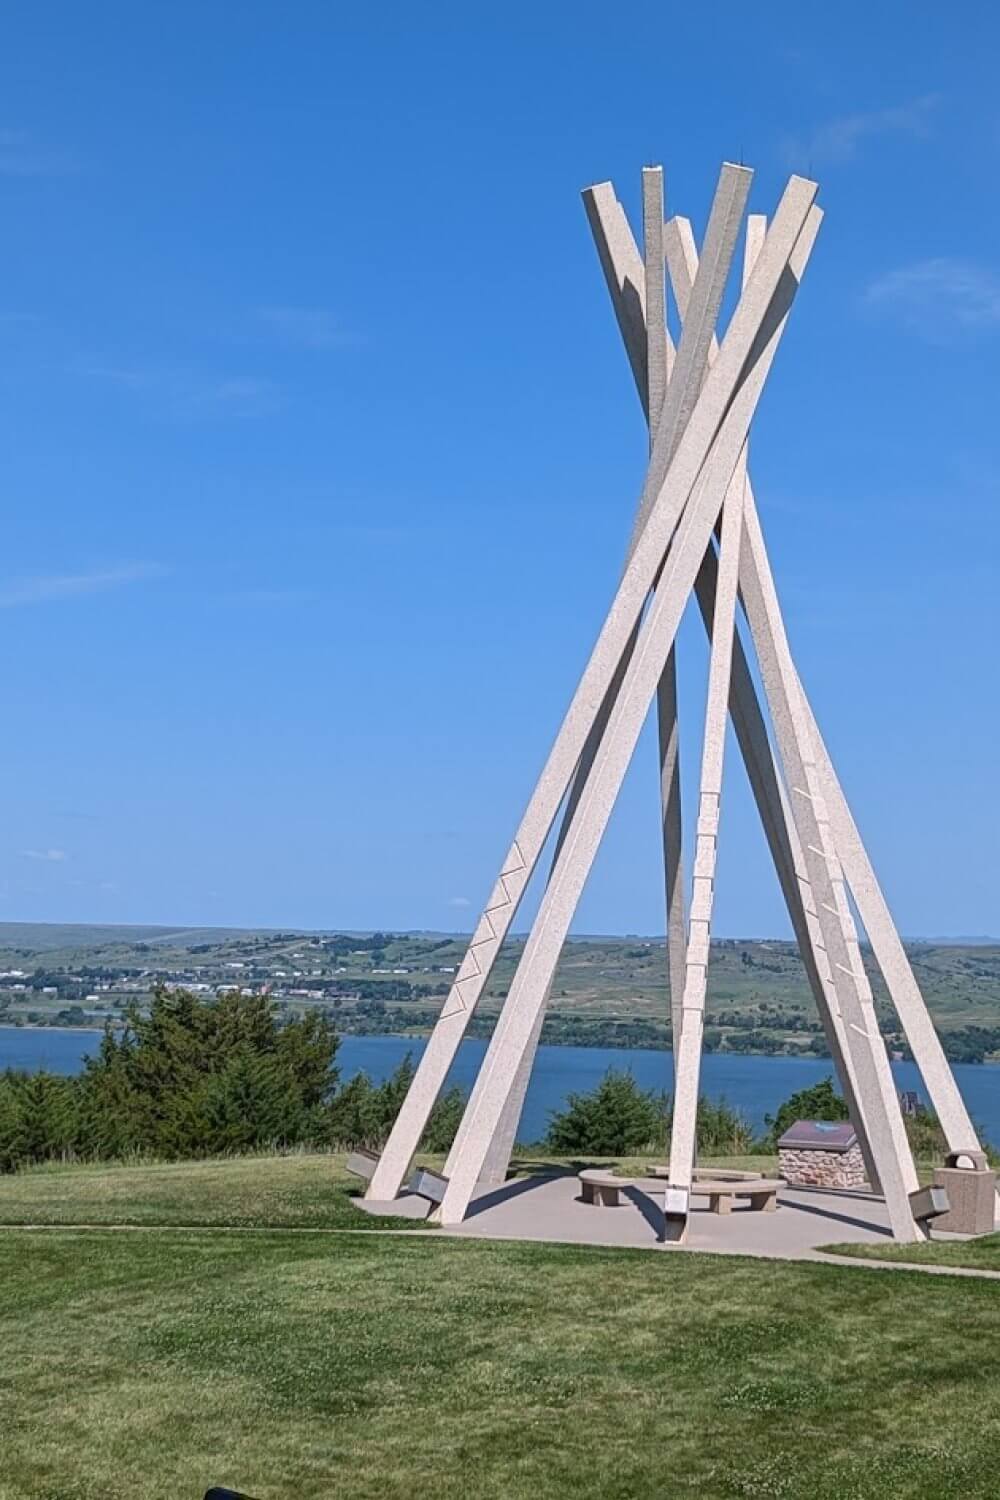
[361,1170,1000,1270]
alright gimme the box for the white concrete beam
[642,165,688,1067]
[666,217,760,1218]
[667,446,747,1209]
[627,163,751,551]
[737,494,923,1241]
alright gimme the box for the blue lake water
[3,1025,998,1146]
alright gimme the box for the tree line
[0,987,461,1173]
[0,987,981,1173]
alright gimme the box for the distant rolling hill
[0,922,266,951]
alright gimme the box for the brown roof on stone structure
[777,1120,858,1153]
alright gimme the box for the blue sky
[1,2,998,938]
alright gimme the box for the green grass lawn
[822,1232,1000,1273]
[4,1222,1000,1500]
[4,1155,999,1497]
[0,1153,427,1231]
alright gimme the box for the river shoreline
[3,1021,998,1068]
[3,1025,998,1145]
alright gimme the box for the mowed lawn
[823,1232,1000,1272]
[2,1161,1000,1498]
[0,1152,426,1231]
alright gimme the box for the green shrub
[0,995,471,1172]
[544,1070,758,1157]
[684,1094,756,1155]
[763,1077,848,1146]
[903,1105,948,1162]
[546,1070,665,1154]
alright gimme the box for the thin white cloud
[196,376,279,414]
[73,361,280,417]
[20,848,68,862]
[447,896,471,909]
[74,362,150,389]
[0,563,164,608]
[258,306,356,350]
[865,257,1000,337]
[783,93,941,165]
[0,127,78,177]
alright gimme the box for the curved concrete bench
[692,1178,785,1214]
[578,1169,626,1206]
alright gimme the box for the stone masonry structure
[778,1122,867,1190]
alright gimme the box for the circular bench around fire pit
[578,1167,785,1214]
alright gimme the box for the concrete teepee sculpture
[363,160,986,1244]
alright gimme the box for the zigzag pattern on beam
[439,840,526,1019]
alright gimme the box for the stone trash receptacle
[932,1150,997,1236]
[777,1121,867,1190]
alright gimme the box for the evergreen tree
[546,1070,666,1154]
[201,1048,306,1152]
[275,1007,340,1107]
[76,1030,143,1159]
[0,1072,27,1173]
[76,988,340,1161]
[324,1058,466,1152]
[0,989,475,1170]
[327,1072,382,1146]
[3,1071,78,1165]
[422,1086,465,1153]
[371,1053,416,1125]
[764,1077,849,1145]
[671,1094,755,1154]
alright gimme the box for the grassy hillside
[1,1154,999,1498]
[0,921,258,951]
[3,923,1000,1060]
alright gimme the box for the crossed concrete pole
[366,161,985,1242]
